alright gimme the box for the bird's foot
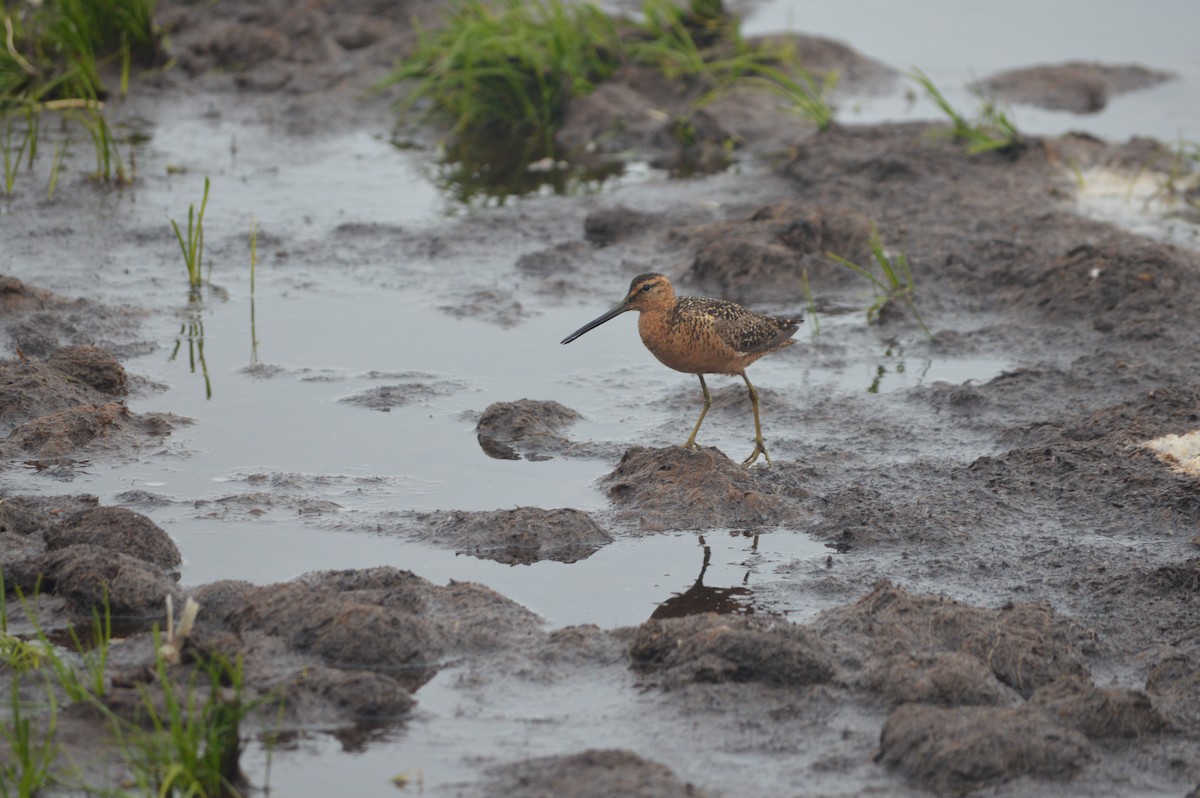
[742,442,772,467]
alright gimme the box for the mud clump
[878,703,1093,793]
[198,566,543,666]
[339,380,462,411]
[475,399,582,461]
[14,547,180,617]
[1,350,184,471]
[0,493,100,536]
[973,386,1200,536]
[0,359,108,428]
[678,200,874,304]
[45,346,128,394]
[603,446,790,531]
[1153,557,1200,593]
[556,66,735,175]
[175,567,548,726]
[2,401,180,463]
[865,651,1021,708]
[818,582,1090,698]
[0,274,54,313]
[486,749,709,798]
[271,666,416,723]
[414,506,612,565]
[977,62,1173,113]
[583,205,661,247]
[1145,656,1200,731]
[1030,676,1168,739]
[1000,240,1200,334]
[46,506,181,568]
[1,496,181,618]
[630,613,834,689]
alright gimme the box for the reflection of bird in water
[650,535,756,620]
[561,273,801,466]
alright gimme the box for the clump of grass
[827,224,930,336]
[1,113,33,195]
[1,0,158,189]
[170,176,211,293]
[909,68,1021,155]
[719,56,836,131]
[1,0,161,105]
[385,0,622,156]
[1141,137,1200,210]
[632,2,835,130]
[0,678,59,798]
[385,0,836,198]
[123,641,250,798]
[2,585,271,797]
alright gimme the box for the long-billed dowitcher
[561,273,801,466]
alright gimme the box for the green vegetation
[1,680,58,798]
[170,176,211,292]
[1,0,160,105]
[909,68,1021,155]
[827,224,930,336]
[1,583,271,797]
[0,0,160,191]
[167,178,215,396]
[171,308,212,400]
[1142,137,1200,209]
[123,640,249,798]
[385,0,835,200]
[388,0,622,157]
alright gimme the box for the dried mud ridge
[4,1,1200,795]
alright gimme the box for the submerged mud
[2,0,1200,796]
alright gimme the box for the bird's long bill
[560,301,631,344]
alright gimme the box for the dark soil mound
[977,62,1173,113]
[679,200,874,304]
[414,506,612,564]
[878,703,1092,793]
[818,582,1090,698]
[630,613,834,688]
[486,749,710,798]
[45,346,128,395]
[603,446,791,530]
[1145,656,1200,731]
[1030,676,1168,739]
[972,385,1200,536]
[475,399,582,461]
[864,651,1022,708]
[1,497,181,618]
[46,506,181,568]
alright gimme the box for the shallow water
[747,0,1200,144]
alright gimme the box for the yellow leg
[683,374,711,450]
[741,372,772,467]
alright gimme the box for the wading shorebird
[560,272,802,466]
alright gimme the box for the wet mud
[2,1,1200,796]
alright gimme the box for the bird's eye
[640,284,653,293]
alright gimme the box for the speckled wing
[681,297,802,356]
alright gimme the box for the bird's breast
[637,308,742,375]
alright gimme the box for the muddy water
[2,113,1002,608]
